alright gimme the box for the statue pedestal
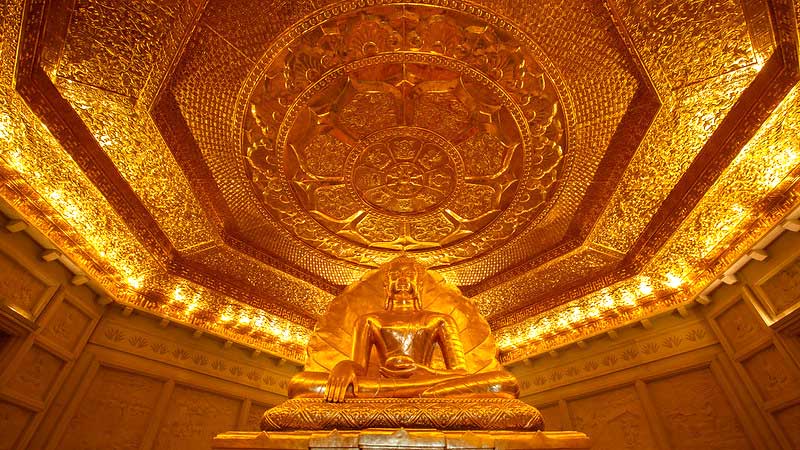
[212,429,591,450]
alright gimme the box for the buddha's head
[383,255,424,311]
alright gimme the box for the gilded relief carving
[243,4,566,266]
[568,386,658,450]
[60,367,163,450]
[40,300,92,354]
[760,257,800,313]
[742,345,800,402]
[0,251,49,313]
[648,368,752,449]
[6,345,64,402]
[58,0,184,98]
[715,301,764,353]
[154,386,240,450]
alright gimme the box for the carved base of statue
[260,398,544,431]
[213,428,591,450]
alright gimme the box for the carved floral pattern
[94,323,291,394]
[243,4,566,267]
[518,327,712,393]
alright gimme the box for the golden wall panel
[58,366,164,450]
[154,385,241,450]
[774,402,800,448]
[38,296,93,356]
[514,323,715,396]
[5,343,65,404]
[538,404,563,432]
[0,248,53,315]
[715,300,768,355]
[58,0,185,98]
[741,344,800,403]
[244,402,271,431]
[91,315,298,395]
[759,256,800,315]
[567,385,658,450]
[647,368,752,449]
[0,400,33,449]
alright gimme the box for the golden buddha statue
[261,255,544,431]
[289,256,519,401]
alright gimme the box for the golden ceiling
[0,0,798,362]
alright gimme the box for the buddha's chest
[377,319,439,354]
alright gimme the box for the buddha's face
[386,261,420,308]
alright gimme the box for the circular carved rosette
[348,127,462,217]
[242,2,567,267]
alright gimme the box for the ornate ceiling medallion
[242,2,567,267]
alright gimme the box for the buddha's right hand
[325,361,358,403]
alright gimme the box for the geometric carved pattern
[260,398,544,431]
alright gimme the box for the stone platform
[213,429,591,450]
